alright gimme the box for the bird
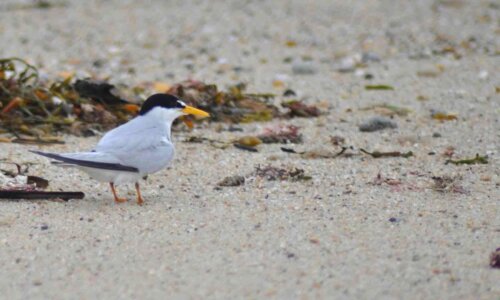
[31,93,209,205]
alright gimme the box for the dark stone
[359,117,397,132]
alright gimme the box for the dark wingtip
[30,150,51,157]
[30,150,139,172]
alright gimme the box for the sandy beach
[0,0,499,299]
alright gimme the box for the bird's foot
[135,182,144,205]
[110,182,127,204]
[114,197,128,203]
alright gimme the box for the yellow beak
[182,105,210,118]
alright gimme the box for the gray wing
[95,118,175,174]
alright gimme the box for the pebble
[354,69,365,77]
[218,175,245,187]
[490,248,500,268]
[292,61,317,75]
[334,53,379,73]
[359,117,397,132]
[478,70,488,80]
[283,89,296,97]
[335,55,359,72]
[362,52,381,63]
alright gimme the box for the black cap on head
[139,94,185,115]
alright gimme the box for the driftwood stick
[0,191,85,201]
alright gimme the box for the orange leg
[135,182,144,205]
[109,182,127,203]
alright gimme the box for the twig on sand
[360,148,413,158]
[280,146,349,158]
[0,191,85,201]
[445,154,488,165]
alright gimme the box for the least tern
[31,94,209,205]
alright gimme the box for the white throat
[142,107,184,141]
